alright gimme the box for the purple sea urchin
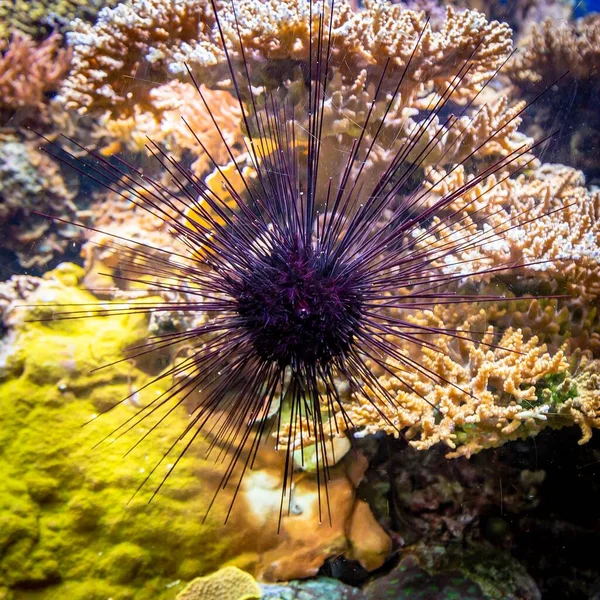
[39,0,562,523]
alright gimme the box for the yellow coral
[176,566,261,600]
[1,266,392,586]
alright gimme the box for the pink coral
[0,32,70,124]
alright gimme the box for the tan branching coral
[505,15,600,178]
[506,15,600,87]
[58,0,222,114]
[59,0,527,175]
[486,297,600,357]
[59,0,512,114]
[456,0,575,44]
[281,322,573,458]
[0,32,70,124]
[390,327,569,457]
[274,160,600,457]
[419,164,600,300]
[563,358,600,445]
[208,1,524,176]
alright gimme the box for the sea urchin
[39,0,560,523]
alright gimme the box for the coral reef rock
[0,135,81,269]
[0,0,120,39]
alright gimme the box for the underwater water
[1,0,600,599]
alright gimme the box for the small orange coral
[79,186,188,293]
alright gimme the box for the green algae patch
[0,267,263,599]
[534,372,578,408]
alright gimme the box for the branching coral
[0,134,81,269]
[58,0,527,178]
[58,0,221,114]
[278,154,600,454]
[482,297,600,357]
[284,325,571,459]
[391,0,449,31]
[274,159,600,458]
[59,0,512,113]
[456,0,575,44]
[506,15,600,88]
[505,15,600,180]
[563,358,600,444]
[419,163,600,300]
[0,32,70,125]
